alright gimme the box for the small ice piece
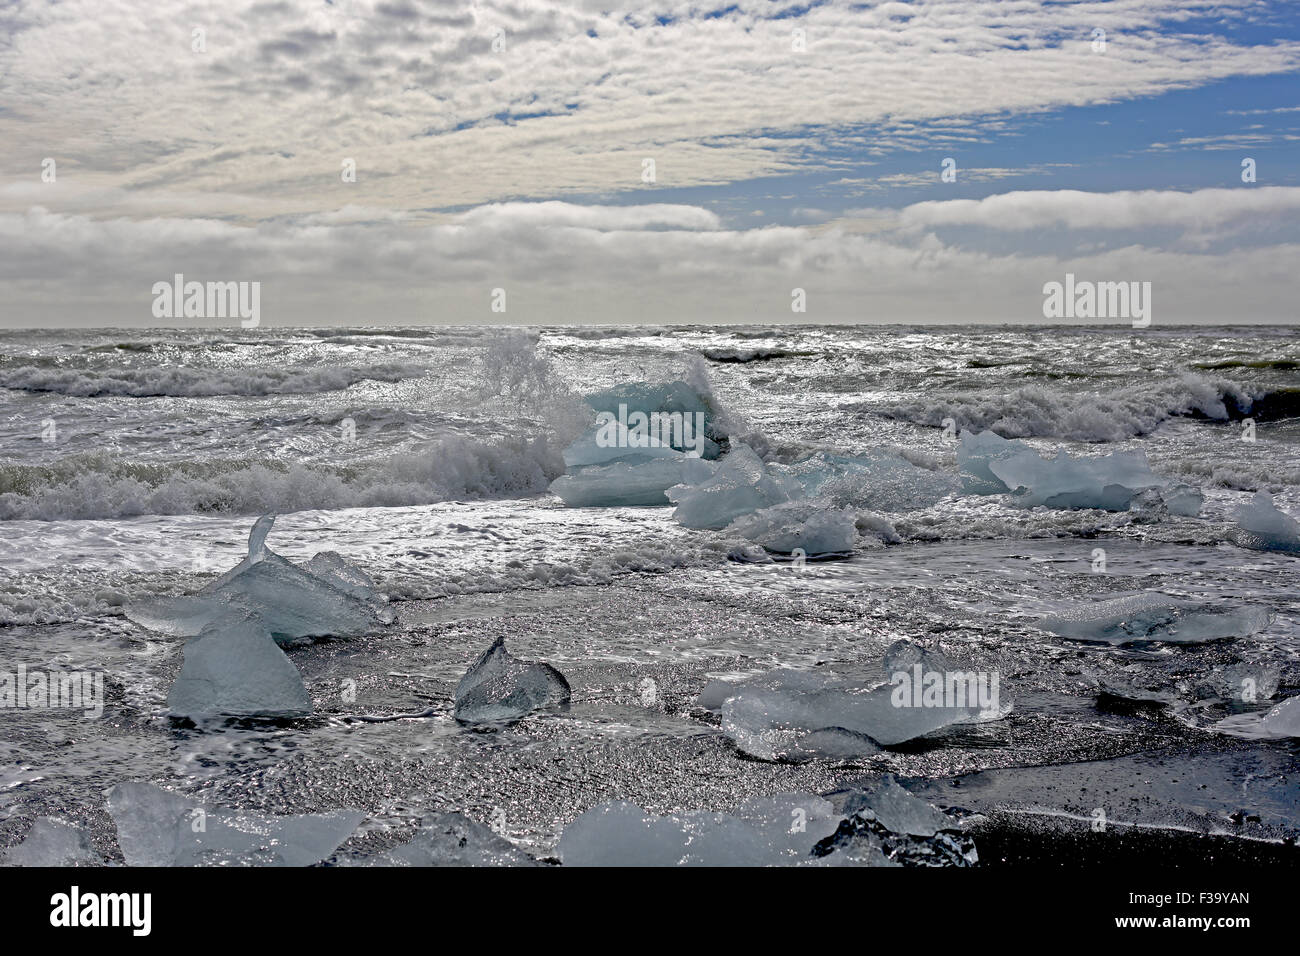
[1041,593,1272,645]
[666,444,797,529]
[106,782,363,866]
[724,501,857,555]
[549,459,704,507]
[882,639,950,677]
[167,616,312,719]
[1162,483,1204,518]
[128,515,393,641]
[1212,695,1300,740]
[2,818,102,866]
[1233,491,1300,553]
[344,813,536,867]
[454,637,570,725]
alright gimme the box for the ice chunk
[1212,695,1300,740]
[724,501,857,555]
[956,430,1034,495]
[562,421,699,469]
[959,430,1198,513]
[344,813,536,867]
[128,515,393,641]
[2,818,102,866]
[719,659,1004,760]
[666,444,797,529]
[582,380,723,458]
[990,446,1166,511]
[785,450,959,512]
[559,793,839,867]
[1041,593,1272,645]
[1233,491,1300,553]
[815,777,977,867]
[454,637,570,725]
[1197,662,1280,703]
[167,616,312,720]
[549,458,715,508]
[107,782,362,866]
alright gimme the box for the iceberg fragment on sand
[127,515,393,641]
[558,793,840,867]
[454,637,570,725]
[1041,593,1272,645]
[957,430,1201,514]
[106,782,362,866]
[1233,491,1300,553]
[1211,695,1300,740]
[558,782,972,867]
[706,644,1005,760]
[166,615,312,719]
[813,776,977,867]
[2,818,103,867]
[343,813,536,867]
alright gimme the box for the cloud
[897,186,1300,232]
[3,0,1299,220]
[3,195,1296,326]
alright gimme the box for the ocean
[1,323,1298,863]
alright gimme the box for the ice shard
[1041,593,1272,645]
[106,782,363,866]
[167,615,312,720]
[454,637,571,725]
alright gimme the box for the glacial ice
[106,782,363,866]
[958,430,1201,514]
[815,777,977,867]
[127,515,393,641]
[343,813,536,867]
[1197,662,1280,703]
[713,649,1004,760]
[454,637,571,725]
[1212,695,1300,740]
[549,458,715,508]
[666,443,798,529]
[1041,593,1273,645]
[784,450,959,512]
[167,615,312,720]
[2,818,103,866]
[558,783,972,867]
[1233,491,1300,553]
[558,793,839,867]
[956,430,1035,495]
[724,501,858,555]
[582,380,722,458]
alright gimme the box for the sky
[1,0,1298,326]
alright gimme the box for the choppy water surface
[1,324,1297,862]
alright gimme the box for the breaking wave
[879,373,1275,442]
[0,436,564,521]
[0,361,429,397]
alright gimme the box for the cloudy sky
[2,0,1298,326]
